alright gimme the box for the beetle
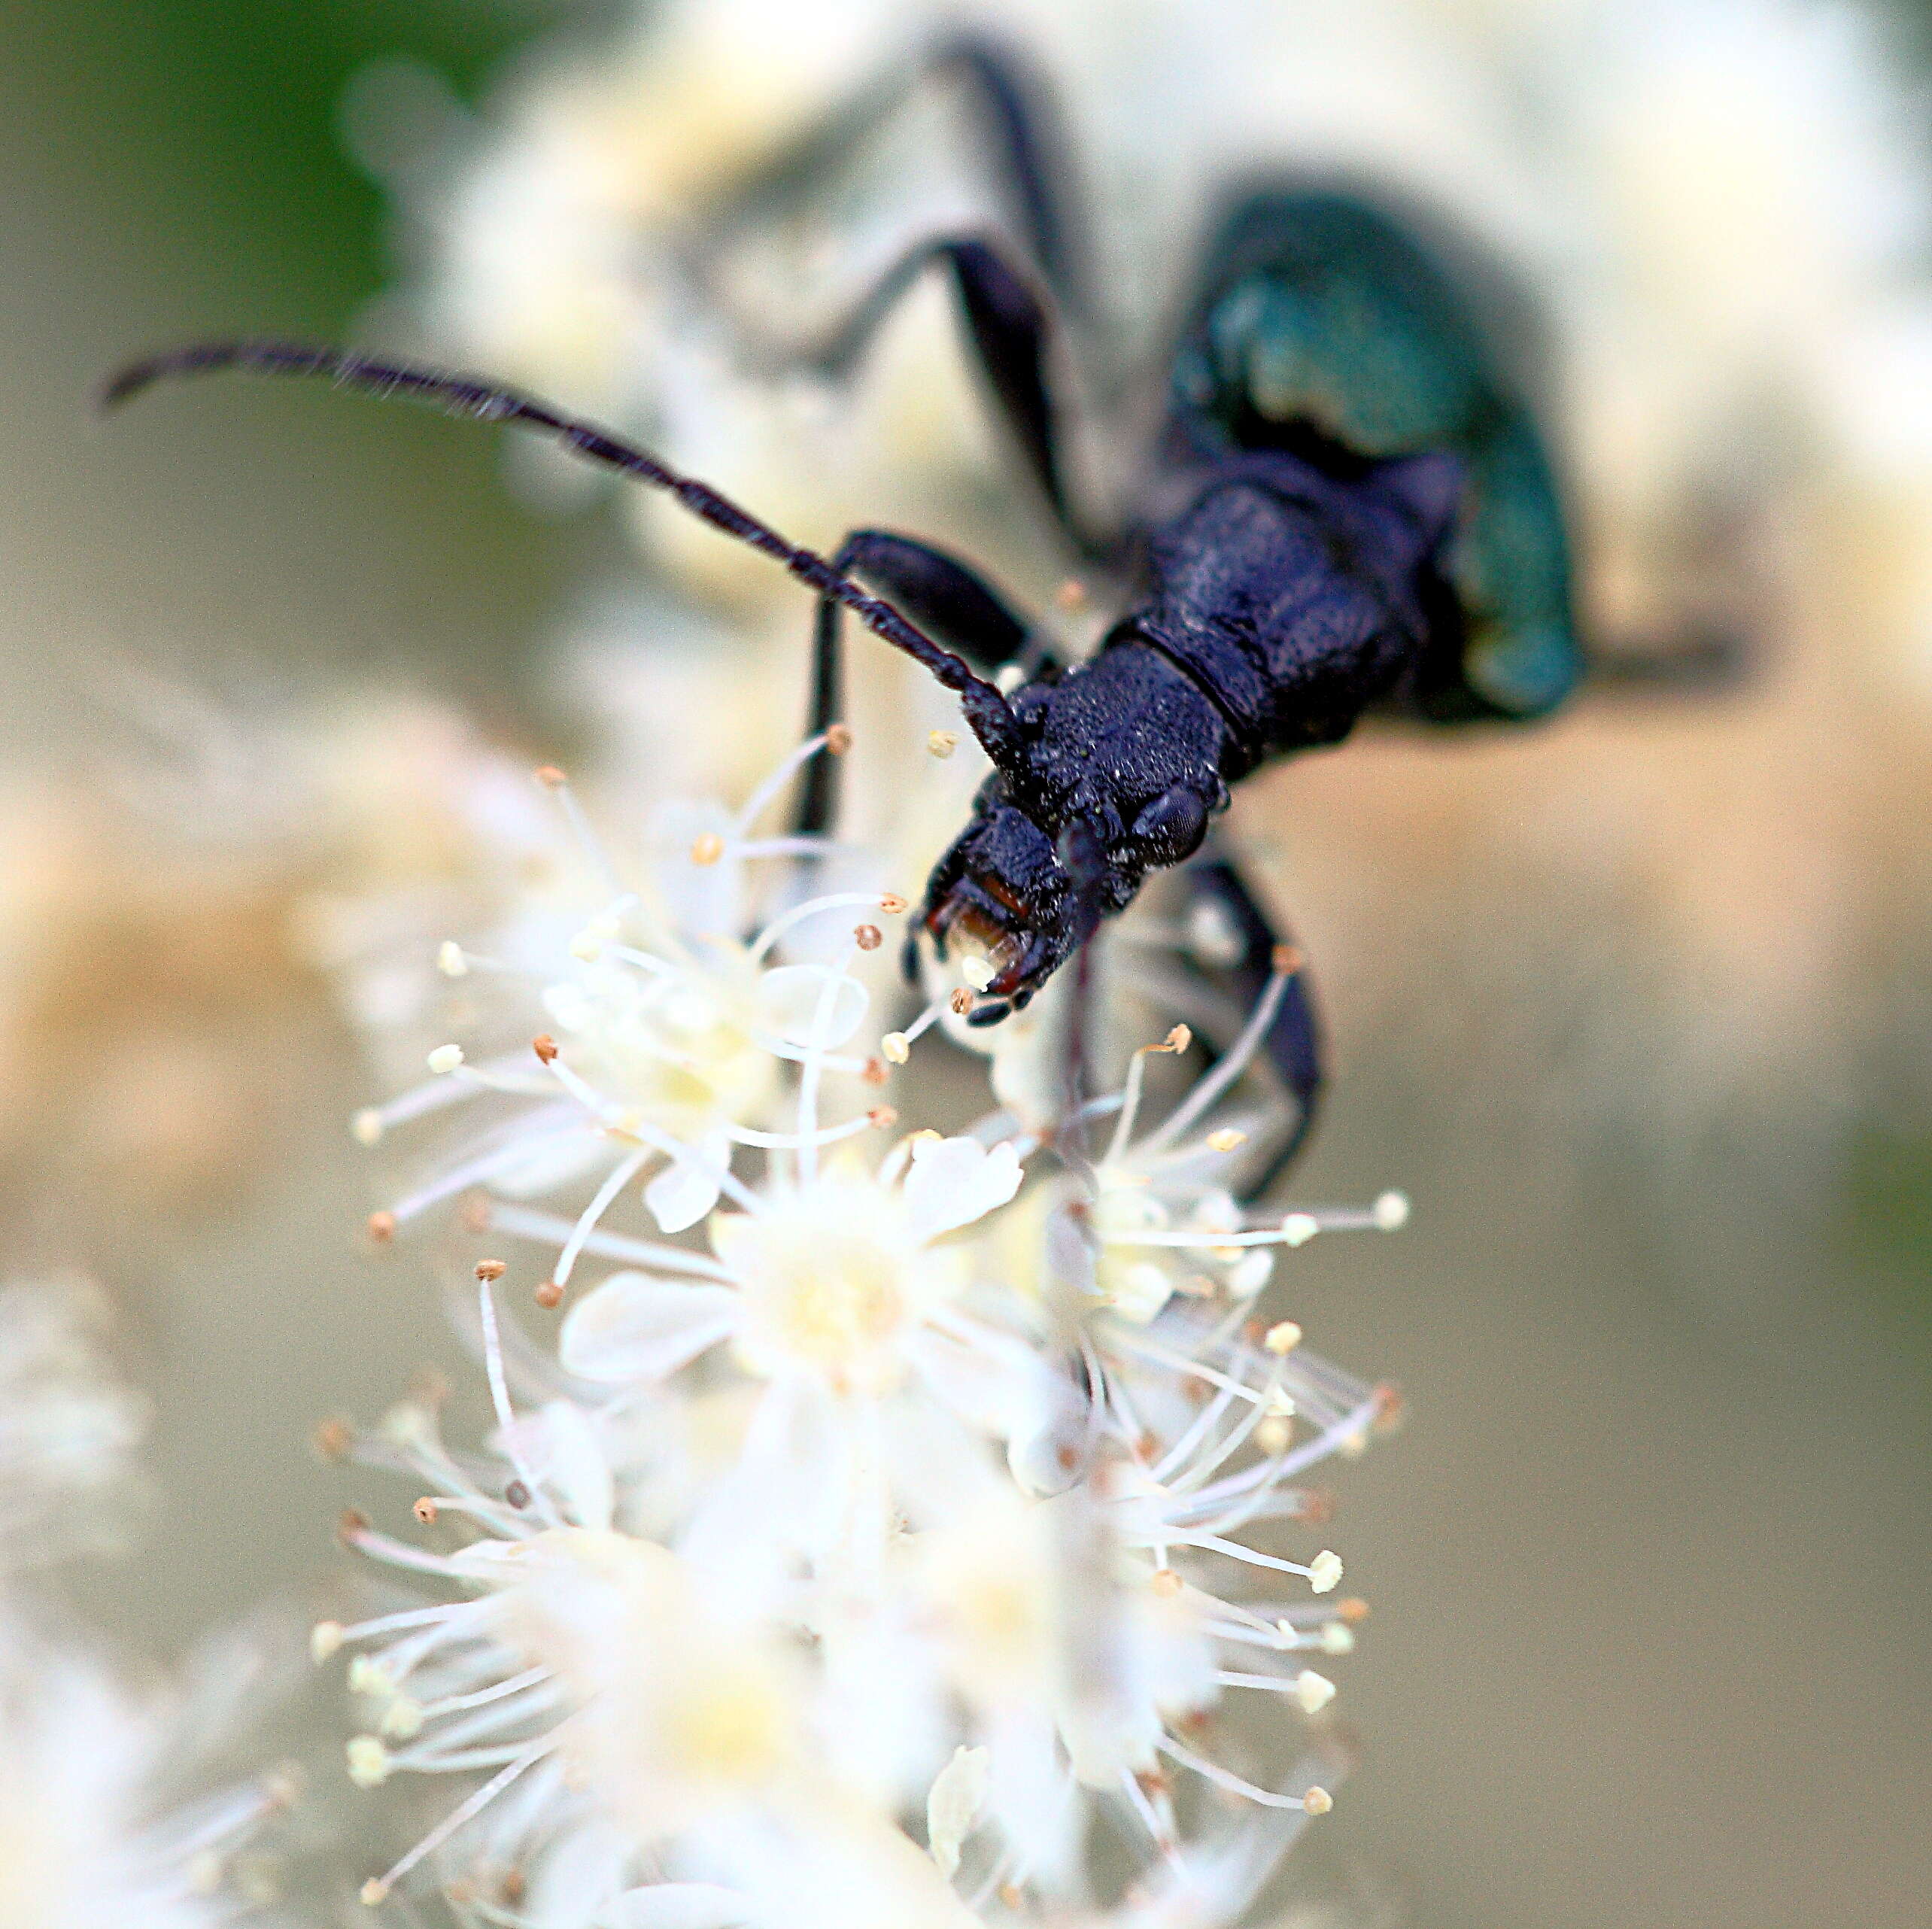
[105,36,1719,1179]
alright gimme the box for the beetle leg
[1179,852,1324,1198]
[807,234,1078,533]
[794,527,1050,837]
[699,32,1087,310]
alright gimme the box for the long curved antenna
[99,339,1025,769]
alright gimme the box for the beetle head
[917,793,1122,1024]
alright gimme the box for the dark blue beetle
[108,38,1690,1177]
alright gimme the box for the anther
[1336,1596,1371,1624]
[861,1056,888,1086]
[1308,1550,1344,1594]
[867,1107,898,1129]
[1150,1567,1183,1598]
[879,892,909,914]
[532,1033,558,1065]
[366,1212,396,1244]
[336,1508,371,1546]
[413,1496,439,1525]
[534,1279,564,1311]
[351,1109,383,1147]
[474,1259,506,1283]
[437,940,468,979]
[310,1621,344,1664]
[1373,1189,1410,1231]
[927,729,959,758]
[311,1417,353,1463]
[1055,577,1088,612]
[503,1479,531,1510]
[427,1043,464,1075]
[1163,1024,1192,1053]
[949,987,974,1016]
[1263,1320,1302,1355]
[1294,1669,1337,1715]
[533,765,567,789]
[1207,1127,1247,1153]
[1301,1786,1333,1816]
[1272,944,1303,974]
[1280,1212,1320,1247]
[690,831,725,866]
[825,723,852,755]
[360,1879,389,1907]
[854,923,882,951]
[1256,1417,1292,1455]
[882,1032,911,1064]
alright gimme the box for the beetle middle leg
[1173,852,1326,1198]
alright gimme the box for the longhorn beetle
[105,38,1718,1183]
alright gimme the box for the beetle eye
[1129,786,1210,863]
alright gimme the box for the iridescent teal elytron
[1174,191,1580,721]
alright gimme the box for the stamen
[748,891,904,965]
[537,767,629,901]
[1143,968,1292,1154]
[551,1148,652,1292]
[481,1204,733,1279]
[475,1281,560,1530]
[734,730,837,837]
[360,1739,558,1905]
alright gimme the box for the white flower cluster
[0,1277,295,1928]
[326,743,1405,1929]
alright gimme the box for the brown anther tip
[1335,1596,1371,1624]
[336,1508,371,1545]
[1163,1023,1192,1053]
[854,923,882,951]
[532,1033,559,1065]
[1134,1768,1174,1799]
[534,1279,564,1311]
[1150,1566,1183,1597]
[867,1106,898,1129]
[1054,577,1088,611]
[1243,1319,1266,1345]
[457,1193,492,1235]
[949,986,974,1015]
[1296,1488,1337,1526]
[860,1056,889,1086]
[474,1259,507,1283]
[533,764,567,789]
[998,1885,1023,1911]
[1372,1383,1406,1429]
[311,1417,353,1463]
[1272,943,1304,974]
[690,831,725,866]
[501,1868,527,1906]
[878,892,909,914]
[503,1479,532,1510]
[365,1211,396,1244]
[824,722,852,755]
[1056,1443,1080,1472]
[413,1496,439,1525]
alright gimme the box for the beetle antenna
[99,339,1025,768]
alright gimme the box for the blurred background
[2,1,1929,1924]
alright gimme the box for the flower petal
[560,1273,739,1382]
[757,964,867,1050]
[646,1141,726,1234]
[604,1882,754,1929]
[903,1136,1023,1241]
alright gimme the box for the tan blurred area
[0,3,1928,1927]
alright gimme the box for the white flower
[356,737,912,1255]
[0,1275,150,1570]
[0,1613,294,1929]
